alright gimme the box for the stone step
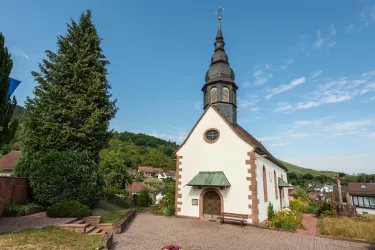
[74,219,85,224]
[64,218,79,224]
[86,225,96,233]
[88,228,102,235]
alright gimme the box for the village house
[126,182,158,203]
[314,184,333,193]
[157,171,176,181]
[174,14,289,225]
[0,151,21,176]
[137,166,163,178]
[347,182,375,215]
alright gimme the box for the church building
[174,13,289,225]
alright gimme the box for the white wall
[176,107,253,220]
[255,154,289,223]
[356,207,375,215]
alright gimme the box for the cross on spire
[216,7,224,29]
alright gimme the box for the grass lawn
[318,215,375,242]
[135,206,145,213]
[0,227,104,250]
[93,200,128,223]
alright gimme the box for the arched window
[204,91,208,105]
[222,87,229,102]
[233,90,236,105]
[263,166,268,202]
[274,170,278,200]
[210,87,218,103]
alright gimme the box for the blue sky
[1,1,375,173]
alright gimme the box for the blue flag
[8,77,22,96]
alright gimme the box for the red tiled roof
[165,171,176,177]
[347,183,375,195]
[126,182,157,194]
[0,151,21,171]
[153,168,164,174]
[138,166,153,173]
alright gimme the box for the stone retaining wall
[0,177,29,215]
[113,209,136,234]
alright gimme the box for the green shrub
[16,150,103,207]
[268,203,275,220]
[107,193,131,208]
[290,198,318,214]
[47,200,92,218]
[271,209,302,231]
[151,181,175,216]
[137,189,152,207]
[317,201,331,216]
[3,202,43,215]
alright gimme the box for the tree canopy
[0,32,18,152]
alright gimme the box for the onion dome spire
[202,8,238,125]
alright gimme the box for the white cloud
[237,96,260,109]
[313,28,336,51]
[279,59,294,71]
[326,120,370,132]
[370,132,375,137]
[150,131,187,143]
[371,96,375,101]
[360,5,375,27]
[310,71,322,79]
[253,71,273,85]
[265,77,305,100]
[329,24,337,36]
[295,117,331,126]
[10,47,30,60]
[242,81,251,87]
[276,68,375,111]
[346,24,354,34]
[274,102,293,112]
[194,101,203,110]
[283,154,375,174]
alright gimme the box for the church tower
[202,10,238,125]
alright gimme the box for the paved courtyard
[113,214,374,250]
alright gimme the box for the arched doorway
[203,191,221,218]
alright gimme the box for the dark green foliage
[106,193,131,208]
[137,189,152,207]
[317,201,331,216]
[19,9,116,167]
[47,200,92,218]
[15,150,102,207]
[0,33,18,148]
[3,202,43,216]
[132,194,138,205]
[152,180,175,216]
[102,135,178,171]
[268,203,274,220]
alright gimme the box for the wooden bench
[220,212,247,227]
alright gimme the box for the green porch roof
[278,177,289,188]
[187,171,231,187]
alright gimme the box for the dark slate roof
[204,19,235,85]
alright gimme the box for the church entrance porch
[203,191,221,218]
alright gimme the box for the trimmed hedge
[16,150,102,207]
[47,200,92,218]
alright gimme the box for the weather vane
[216,7,224,20]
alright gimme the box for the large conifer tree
[21,10,117,160]
[14,10,116,206]
[0,33,18,149]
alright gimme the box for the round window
[204,129,219,143]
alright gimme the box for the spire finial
[216,7,224,29]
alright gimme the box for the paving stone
[113,214,374,250]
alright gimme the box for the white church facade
[174,14,289,225]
